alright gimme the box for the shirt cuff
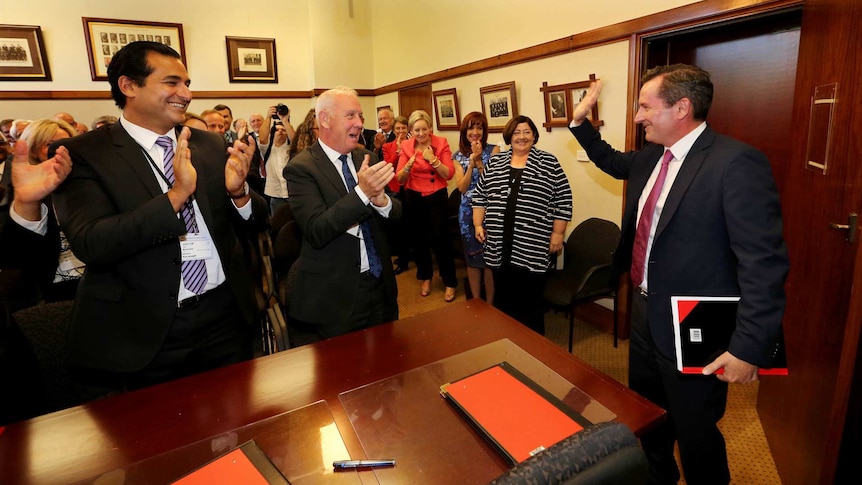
[10,201,49,236]
[232,197,253,220]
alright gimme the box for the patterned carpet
[395,258,782,484]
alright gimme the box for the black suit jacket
[51,123,267,372]
[570,122,788,366]
[284,142,400,326]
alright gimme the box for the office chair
[544,218,620,351]
[11,300,117,417]
[488,421,648,485]
[269,203,295,241]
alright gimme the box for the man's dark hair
[108,41,181,109]
[213,104,233,116]
[642,64,714,120]
[502,115,540,145]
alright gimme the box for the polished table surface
[0,300,664,484]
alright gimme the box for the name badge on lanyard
[180,233,213,261]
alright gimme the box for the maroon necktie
[630,149,674,288]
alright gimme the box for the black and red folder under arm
[671,296,788,376]
[440,362,592,465]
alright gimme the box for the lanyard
[140,147,197,211]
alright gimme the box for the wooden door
[757,0,862,483]
[397,84,432,121]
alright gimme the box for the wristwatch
[229,181,249,199]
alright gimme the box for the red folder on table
[440,362,591,465]
[671,296,788,376]
[171,440,289,485]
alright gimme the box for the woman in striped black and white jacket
[472,115,572,334]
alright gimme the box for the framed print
[432,88,461,130]
[0,25,51,81]
[83,17,185,81]
[480,82,519,132]
[377,105,391,113]
[539,75,603,132]
[226,36,277,83]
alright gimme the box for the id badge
[180,234,213,261]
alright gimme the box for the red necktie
[631,149,674,288]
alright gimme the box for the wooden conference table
[0,300,663,484]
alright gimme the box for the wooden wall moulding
[540,74,603,132]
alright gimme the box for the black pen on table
[333,459,396,470]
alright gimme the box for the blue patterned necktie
[156,136,209,294]
[338,155,382,278]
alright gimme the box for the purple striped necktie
[156,136,208,295]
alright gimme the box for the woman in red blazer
[396,110,458,301]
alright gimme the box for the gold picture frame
[0,24,51,81]
[480,81,519,133]
[226,36,277,83]
[433,88,461,130]
[82,17,186,81]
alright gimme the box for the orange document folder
[440,362,591,464]
[171,440,289,485]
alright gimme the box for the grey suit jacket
[51,123,267,372]
[570,122,788,367]
[284,142,400,326]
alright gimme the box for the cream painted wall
[369,0,699,87]
[431,41,630,233]
[309,0,374,88]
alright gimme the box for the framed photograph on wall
[539,75,603,132]
[0,24,51,81]
[432,88,461,130]
[225,36,277,83]
[480,82,519,132]
[377,105,392,113]
[83,17,185,81]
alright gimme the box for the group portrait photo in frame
[432,88,461,130]
[82,17,186,81]
[225,36,277,83]
[480,82,519,133]
[540,74,603,132]
[0,24,51,81]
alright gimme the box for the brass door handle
[829,213,857,244]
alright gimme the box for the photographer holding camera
[259,104,296,213]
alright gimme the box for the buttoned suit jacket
[570,122,788,367]
[51,123,267,372]
[284,142,401,326]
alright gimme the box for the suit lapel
[310,143,349,195]
[186,129,213,222]
[654,127,715,240]
[109,123,164,198]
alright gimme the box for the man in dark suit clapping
[285,87,400,340]
[52,41,267,390]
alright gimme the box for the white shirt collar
[667,121,707,161]
[120,115,177,150]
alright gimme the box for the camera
[274,103,289,118]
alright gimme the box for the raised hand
[166,127,197,212]
[225,133,256,203]
[11,140,72,220]
[572,80,603,126]
[374,131,386,149]
[422,145,436,163]
[356,154,394,206]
